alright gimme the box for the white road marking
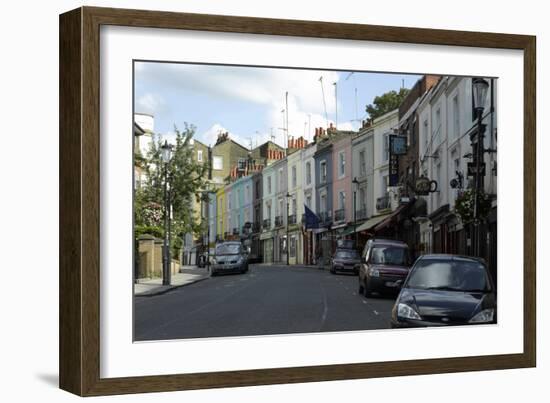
[374,310,380,315]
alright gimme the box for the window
[292,165,297,188]
[267,176,272,194]
[320,160,327,183]
[237,158,246,170]
[306,161,311,185]
[339,151,346,177]
[453,95,460,139]
[410,119,417,146]
[292,197,297,215]
[213,155,223,170]
[338,191,346,209]
[359,188,366,210]
[320,193,327,212]
[306,195,312,208]
[279,199,284,216]
[197,150,203,162]
[434,163,441,208]
[382,175,388,196]
[267,204,271,220]
[359,150,366,176]
[279,168,284,190]
[423,119,429,153]
[434,107,442,145]
[290,235,297,257]
[383,134,390,161]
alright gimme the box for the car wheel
[330,267,336,274]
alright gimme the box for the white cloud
[199,123,259,149]
[136,93,165,116]
[135,62,363,146]
[135,62,341,118]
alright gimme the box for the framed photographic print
[59,6,536,396]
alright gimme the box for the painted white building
[287,148,304,264]
[134,113,155,156]
[372,109,399,215]
[418,76,498,258]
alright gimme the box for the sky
[134,61,421,149]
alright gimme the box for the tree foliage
[365,88,410,122]
[454,189,492,224]
[134,123,210,255]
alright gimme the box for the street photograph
[132,61,498,341]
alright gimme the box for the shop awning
[340,225,357,236]
[355,213,392,233]
[372,204,409,232]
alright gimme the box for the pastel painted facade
[331,133,353,228]
[230,175,253,236]
[216,187,225,241]
[301,142,317,264]
[287,148,304,264]
[314,138,333,227]
[260,161,277,263]
[352,126,374,222]
[272,158,288,263]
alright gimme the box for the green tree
[365,88,410,122]
[135,123,210,257]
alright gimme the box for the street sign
[467,162,486,176]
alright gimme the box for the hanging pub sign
[390,134,407,155]
[388,135,407,186]
[415,176,438,195]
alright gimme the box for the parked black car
[210,242,249,276]
[391,254,496,328]
[330,248,361,274]
[358,238,411,297]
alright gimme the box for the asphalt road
[134,264,396,341]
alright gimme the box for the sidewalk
[134,266,211,297]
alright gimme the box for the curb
[134,276,210,297]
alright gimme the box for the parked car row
[330,237,497,328]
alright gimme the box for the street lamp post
[161,140,173,286]
[472,77,489,258]
[352,177,359,248]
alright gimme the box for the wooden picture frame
[59,6,536,396]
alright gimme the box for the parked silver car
[210,242,249,276]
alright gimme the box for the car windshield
[370,246,408,265]
[406,259,491,292]
[335,250,359,259]
[215,244,241,255]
